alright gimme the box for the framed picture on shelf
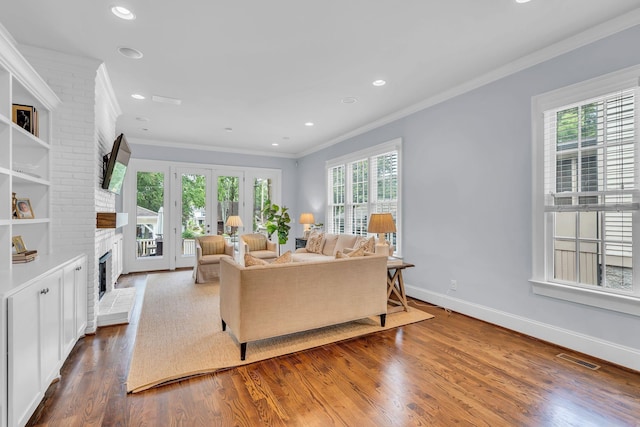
[12,236,27,254]
[15,198,34,219]
[12,104,34,133]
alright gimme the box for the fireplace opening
[98,251,112,300]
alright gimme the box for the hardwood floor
[27,271,640,426]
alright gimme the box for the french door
[124,159,281,274]
[174,167,244,268]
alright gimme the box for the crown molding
[297,8,640,159]
[0,23,61,110]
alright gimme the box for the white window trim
[326,138,402,254]
[531,64,640,316]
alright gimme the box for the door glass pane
[136,171,164,258]
[218,176,239,236]
[253,178,271,232]
[181,173,207,256]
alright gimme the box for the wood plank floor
[27,271,640,426]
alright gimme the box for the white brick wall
[21,45,120,333]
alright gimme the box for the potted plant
[262,200,291,252]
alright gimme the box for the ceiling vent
[152,95,182,106]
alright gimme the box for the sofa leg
[221,319,226,331]
[380,313,386,327]
[240,343,247,361]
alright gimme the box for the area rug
[126,270,434,393]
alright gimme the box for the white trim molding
[407,284,640,373]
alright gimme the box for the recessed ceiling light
[131,93,145,100]
[136,116,149,121]
[372,79,386,87]
[342,97,358,104]
[515,0,531,3]
[111,6,136,20]
[305,122,314,127]
[224,127,233,132]
[141,128,149,131]
[272,143,279,146]
[117,46,143,59]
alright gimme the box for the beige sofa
[292,233,394,262]
[219,254,388,360]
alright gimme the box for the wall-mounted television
[102,133,131,195]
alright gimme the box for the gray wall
[297,25,640,365]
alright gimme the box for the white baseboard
[406,284,640,372]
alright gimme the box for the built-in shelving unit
[0,27,60,273]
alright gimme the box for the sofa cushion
[199,237,225,255]
[321,234,339,256]
[306,232,325,254]
[334,234,358,254]
[243,234,267,251]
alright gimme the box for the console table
[387,262,414,313]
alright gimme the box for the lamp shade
[225,215,243,227]
[299,213,315,224]
[367,213,396,234]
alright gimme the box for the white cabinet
[63,256,87,356]
[3,254,86,427]
[8,269,63,427]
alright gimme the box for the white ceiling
[2,1,640,157]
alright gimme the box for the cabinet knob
[76,266,82,271]
[40,288,49,295]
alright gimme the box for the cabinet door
[62,263,76,357]
[39,271,62,389]
[75,257,88,338]
[8,284,43,427]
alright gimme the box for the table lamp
[299,212,315,237]
[367,213,396,254]
[225,215,243,253]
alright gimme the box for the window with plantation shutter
[326,139,402,254]
[532,66,640,315]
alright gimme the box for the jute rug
[126,270,434,393]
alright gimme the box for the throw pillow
[335,246,365,258]
[356,236,375,253]
[244,253,269,267]
[306,232,325,254]
[200,238,224,255]
[272,250,292,264]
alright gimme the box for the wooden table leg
[387,268,409,313]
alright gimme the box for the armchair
[193,235,233,283]
[240,233,278,261]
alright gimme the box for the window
[327,139,401,253]
[532,66,640,315]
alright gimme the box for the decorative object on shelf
[12,192,17,218]
[11,235,27,253]
[262,200,291,251]
[12,103,38,136]
[299,212,315,238]
[367,213,396,255]
[225,215,243,253]
[12,249,38,263]
[15,198,34,219]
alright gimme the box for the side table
[295,237,307,250]
[387,262,414,313]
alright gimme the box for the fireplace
[98,250,112,300]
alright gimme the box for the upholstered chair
[240,233,278,261]
[193,235,233,283]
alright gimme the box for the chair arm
[266,240,277,252]
[195,242,203,261]
[224,243,234,256]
